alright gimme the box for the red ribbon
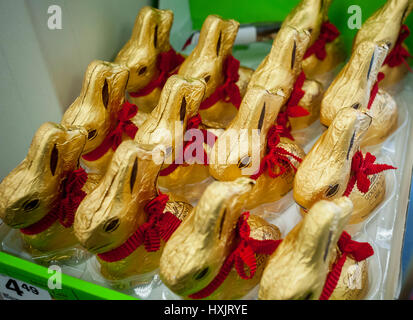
[199,55,242,110]
[276,71,310,141]
[188,212,281,299]
[383,24,412,71]
[129,48,185,97]
[343,151,396,197]
[367,72,385,109]
[304,21,340,60]
[319,231,374,300]
[20,168,88,235]
[250,125,302,180]
[97,193,181,262]
[159,114,217,176]
[82,101,138,161]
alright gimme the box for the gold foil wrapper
[294,108,372,211]
[329,248,369,300]
[178,15,252,129]
[361,89,398,147]
[135,75,211,191]
[74,140,192,280]
[259,197,353,300]
[353,0,412,89]
[282,0,346,88]
[160,178,281,299]
[0,122,88,254]
[320,40,389,127]
[61,60,130,175]
[209,86,305,209]
[115,6,174,113]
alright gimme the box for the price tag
[0,274,52,300]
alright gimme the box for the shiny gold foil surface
[248,26,310,95]
[0,122,88,254]
[134,75,211,192]
[259,197,353,300]
[353,0,412,89]
[74,141,192,280]
[347,172,386,225]
[289,79,323,131]
[294,108,372,211]
[61,60,130,174]
[361,89,398,147]
[115,6,174,113]
[302,38,346,89]
[209,87,305,209]
[330,249,369,300]
[178,15,253,128]
[320,40,389,127]
[160,178,281,299]
[282,0,345,88]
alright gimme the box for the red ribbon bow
[159,114,217,176]
[129,48,185,97]
[82,101,138,161]
[319,231,374,300]
[189,212,281,299]
[250,125,302,180]
[367,72,385,109]
[343,151,396,197]
[20,168,88,235]
[304,21,340,60]
[199,55,242,110]
[383,24,412,71]
[97,193,182,263]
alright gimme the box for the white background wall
[0,0,153,180]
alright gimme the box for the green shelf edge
[0,251,136,300]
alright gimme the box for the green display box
[0,251,135,300]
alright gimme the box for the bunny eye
[87,129,97,140]
[138,66,147,75]
[103,218,120,233]
[23,199,40,212]
[194,267,209,280]
[325,184,340,197]
[238,155,251,169]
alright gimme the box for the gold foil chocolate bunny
[115,6,184,113]
[248,25,323,137]
[283,0,346,89]
[135,75,216,199]
[0,122,94,258]
[178,15,253,129]
[280,0,345,132]
[74,141,192,281]
[61,60,134,175]
[209,87,305,210]
[353,0,413,89]
[294,107,395,224]
[320,40,398,147]
[160,178,281,300]
[259,197,373,300]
